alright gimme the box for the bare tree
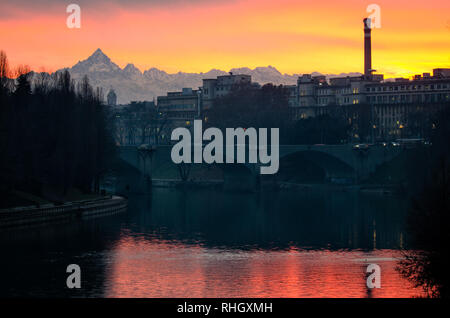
[0,50,10,93]
[178,162,191,182]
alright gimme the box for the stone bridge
[118,144,403,190]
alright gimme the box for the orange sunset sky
[0,0,449,78]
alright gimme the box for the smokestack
[363,18,372,77]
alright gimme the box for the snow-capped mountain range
[57,49,361,104]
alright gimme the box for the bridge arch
[277,150,356,184]
[118,144,403,187]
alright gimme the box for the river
[0,188,424,297]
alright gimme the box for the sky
[0,0,449,78]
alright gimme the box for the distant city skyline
[1,0,449,78]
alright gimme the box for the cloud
[0,0,230,14]
[0,0,239,20]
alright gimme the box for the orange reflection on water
[104,236,424,298]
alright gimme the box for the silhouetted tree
[0,50,11,94]
[398,103,450,298]
[206,83,291,143]
[0,51,116,206]
[404,104,443,140]
[291,114,349,145]
[347,103,371,142]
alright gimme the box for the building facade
[157,87,201,129]
[156,73,254,133]
[291,69,450,140]
[290,19,450,141]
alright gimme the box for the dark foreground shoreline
[0,195,127,229]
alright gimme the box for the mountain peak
[87,48,111,64]
[123,63,138,70]
[143,67,168,77]
[70,48,121,75]
[93,48,105,56]
[123,63,142,75]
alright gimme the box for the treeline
[398,105,450,298]
[114,101,167,146]
[206,83,371,144]
[206,83,292,142]
[291,105,371,144]
[0,51,115,204]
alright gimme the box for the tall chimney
[363,18,372,77]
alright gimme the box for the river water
[0,188,424,297]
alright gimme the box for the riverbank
[151,178,223,189]
[278,182,402,194]
[146,178,402,195]
[0,195,127,229]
